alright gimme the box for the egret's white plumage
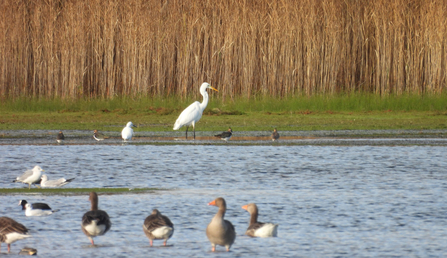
[13,166,44,189]
[40,175,75,188]
[173,82,218,140]
[121,122,136,141]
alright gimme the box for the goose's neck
[215,205,226,219]
[249,210,259,225]
[91,198,98,211]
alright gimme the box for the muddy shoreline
[1,129,446,146]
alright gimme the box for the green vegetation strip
[0,187,160,195]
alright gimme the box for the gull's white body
[121,122,136,141]
[173,82,218,139]
[40,175,74,188]
[24,203,55,217]
[14,166,43,189]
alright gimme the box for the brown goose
[0,217,31,253]
[242,203,278,237]
[271,128,280,141]
[81,192,111,245]
[56,131,65,143]
[206,197,236,252]
[143,209,174,246]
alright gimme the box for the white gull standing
[121,122,136,142]
[13,166,44,189]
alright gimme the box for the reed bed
[1,0,446,101]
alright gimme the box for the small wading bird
[19,200,59,217]
[242,203,278,237]
[93,130,108,141]
[0,217,31,253]
[56,131,65,143]
[121,122,136,142]
[40,175,75,188]
[271,128,280,141]
[206,197,236,252]
[143,209,174,247]
[13,166,44,189]
[173,82,218,140]
[81,192,111,245]
[214,128,233,142]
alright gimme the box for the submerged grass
[0,187,159,195]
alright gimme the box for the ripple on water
[0,145,447,257]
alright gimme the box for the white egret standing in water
[173,82,218,140]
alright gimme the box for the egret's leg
[185,126,189,140]
[193,127,196,140]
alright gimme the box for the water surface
[1,144,447,257]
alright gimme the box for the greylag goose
[19,200,58,217]
[121,122,136,141]
[93,130,108,141]
[81,192,111,245]
[0,217,31,253]
[13,166,44,189]
[56,131,65,143]
[143,209,174,246]
[242,203,278,237]
[271,128,280,141]
[214,128,233,142]
[173,82,218,140]
[206,197,236,252]
[40,175,75,188]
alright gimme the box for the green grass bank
[1,94,446,131]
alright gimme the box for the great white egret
[271,128,280,141]
[173,82,218,140]
[121,122,136,141]
[214,127,233,142]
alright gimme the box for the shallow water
[1,144,447,257]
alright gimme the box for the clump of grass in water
[0,187,159,195]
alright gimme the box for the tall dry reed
[0,0,446,101]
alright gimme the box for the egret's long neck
[199,89,209,111]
